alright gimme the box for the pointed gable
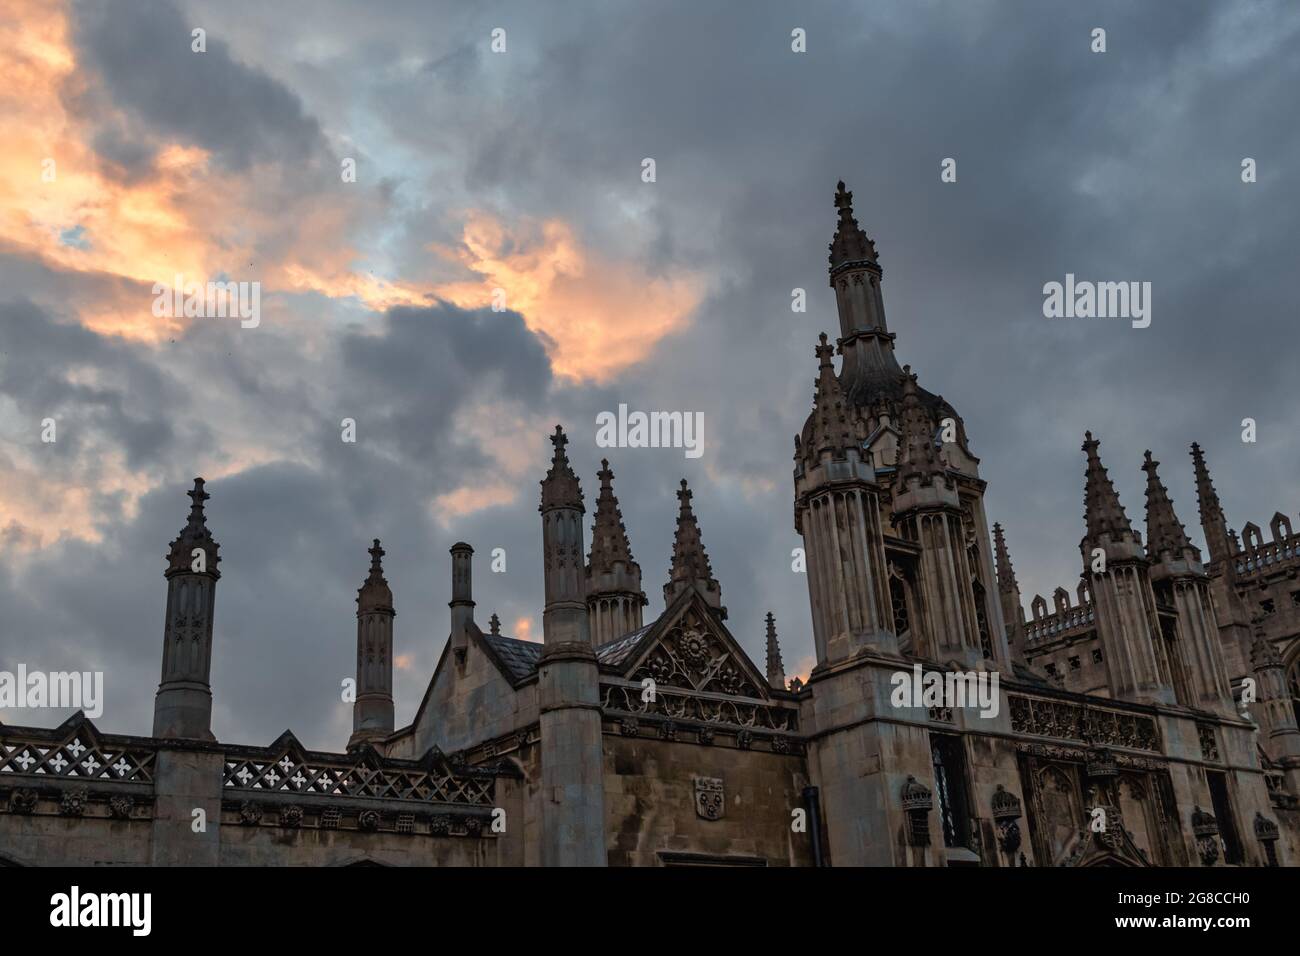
[610,588,772,700]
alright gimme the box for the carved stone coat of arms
[694,776,724,820]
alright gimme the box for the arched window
[1287,652,1300,727]
[889,564,910,638]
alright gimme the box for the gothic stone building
[2,183,1298,867]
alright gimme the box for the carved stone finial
[166,477,220,577]
[828,180,879,274]
[357,538,393,610]
[540,424,583,512]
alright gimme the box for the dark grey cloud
[69,0,329,174]
[0,293,559,748]
[0,298,183,497]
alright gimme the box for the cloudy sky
[2,0,1297,750]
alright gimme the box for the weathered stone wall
[1027,631,1109,697]
[0,790,508,866]
[412,640,537,756]
[0,796,153,866]
[217,813,496,866]
[602,730,812,866]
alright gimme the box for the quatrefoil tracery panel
[222,749,493,806]
[0,734,154,782]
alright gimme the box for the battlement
[1229,514,1300,580]
[1025,584,1095,646]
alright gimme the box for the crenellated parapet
[1230,519,1300,579]
[1025,591,1096,646]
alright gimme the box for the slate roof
[475,591,767,695]
[594,623,655,668]
[480,632,543,683]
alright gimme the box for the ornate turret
[536,425,605,865]
[891,369,983,665]
[829,179,884,336]
[539,425,588,644]
[349,539,395,750]
[1077,435,1173,706]
[1190,442,1233,565]
[893,367,954,500]
[586,459,647,645]
[797,333,866,470]
[153,478,221,740]
[827,181,903,407]
[663,479,726,618]
[793,332,896,664]
[823,181,973,471]
[1249,622,1300,792]
[765,612,786,689]
[1142,452,1234,714]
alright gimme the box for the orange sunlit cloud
[434,212,704,383]
[0,0,422,344]
[1,2,702,379]
[514,617,534,641]
[0,0,706,549]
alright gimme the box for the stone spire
[800,333,865,467]
[166,478,220,575]
[586,458,647,645]
[1081,432,1139,551]
[588,459,637,575]
[1190,442,1233,565]
[357,539,393,610]
[992,522,1019,595]
[349,539,395,750]
[827,180,892,346]
[663,479,725,618]
[1142,451,1196,563]
[893,366,948,491]
[992,521,1028,665]
[154,478,221,740]
[489,612,501,636]
[765,612,786,689]
[540,425,584,512]
[829,180,879,276]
